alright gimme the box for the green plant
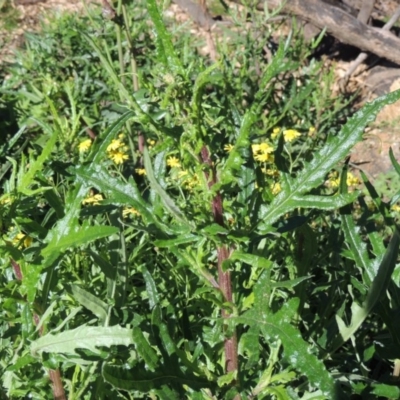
[1,0,400,399]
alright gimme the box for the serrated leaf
[237,273,335,397]
[191,63,222,118]
[151,305,176,357]
[329,230,400,353]
[341,213,375,282]
[142,266,159,309]
[154,386,180,400]
[269,276,311,289]
[31,325,133,358]
[389,147,400,177]
[146,0,182,72]
[74,163,156,225]
[258,90,400,232]
[132,327,159,371]
[217,371,236,387]
[371,382,400,398]
[42,225,118,261]
[102,364,211,392]
[18,125,57,195]
[70,284,108,322]
[221,111,256,183]
[154,233,198,248]
[230,251,272,269]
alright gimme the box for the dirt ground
[1,0,400,181]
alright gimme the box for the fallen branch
[229,0,400,66]
[341,5,400,86]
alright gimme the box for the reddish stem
[11,259,66,400]
[200,145,239,377]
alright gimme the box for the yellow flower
[346,172,360,187]
[135,168,147,176]
[107,139,123,152]
[391,204,400,212]
[283,129,301,143]
[224,144,234,153]
[328,177,340,188]
[167,156,181,168]
[308,127,316,136]
[184,174,200,190]
[118,133,125,139]
[252,142,274,163]
[82,193,104,205]
[122,207,140,217]
[328,171,359,188]
[252,142,274,157]
[147,139,156,146]
[252,144,261,154]
[271,127,280,140]
[254,153,273,163]
[78,139,92,153]
[108,150,129,165]
[270,182,282,195]
[259,143,274,153]
[261,167,279,177]
[0,195,13,205]
[12,232,32,248]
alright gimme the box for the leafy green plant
[1,0,400,399]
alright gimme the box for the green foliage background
[1,1,400,399]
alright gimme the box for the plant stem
[10,259,66,400]
[200,146,239,382]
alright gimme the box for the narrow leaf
[143,146,192,228]
[329,230,400,353]
[19,129,57,195]
[102,364,211,391]
[70,284,108,322]
[146,0,182,72]
[31,325,133,357]
[132,327,159,371]
[42,225,118,261]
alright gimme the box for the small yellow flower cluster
[271,127,280,140]
[224,144,234,153]
[270,182,282,195]
[122,207,140,217]
[252,142,275,163]
[283,129,301,143]
[327,171,360,189]
[391,204,400,212]
[261,167,279,177]
[107,135,129,165]
[183,174,200,190]
[223,139,282,195]
[147,138,156,150]
[9,230,32,249]
[167,156,181,168]
[251,142,281,194]
[135,168,146,176]
[271,127,302,143]
[0,195,13,205]
[308,127,316,137]
[167,156,200,190]
[82,192,104,206]
[78,139,92,153]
